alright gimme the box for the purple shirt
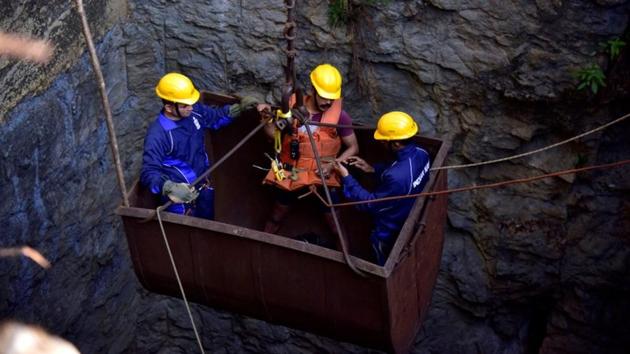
[310,110,354,137]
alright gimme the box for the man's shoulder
[411,144,429,155]
[413,146,431,164]
[146,116,168,137]
[146,116,161,128]
[336,110,354,137]
[192,102,225,114]
[339,109,353,122]
[387,148,429,176]
[192,102,208,113]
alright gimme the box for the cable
[308,113,630,172]
[325,159,630,208]
[433,113,630,171]
[156,207,206,354]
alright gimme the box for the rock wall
[1,0,629,353]
[0,0,128,122]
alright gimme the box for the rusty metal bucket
[116,92,449,353]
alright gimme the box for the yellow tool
[265,153,286,181]
[271,159,286,181]
[273,109,292,153]
[274,129,282,153]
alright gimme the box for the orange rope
[323,159,630,208]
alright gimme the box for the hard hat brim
[313,85,341,100]
[373,123,418,141]
[373,130,389,140]
[155,87,200,105]
[178,88,200,105]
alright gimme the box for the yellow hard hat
[310,64,342,100]
[374,111,419,141]
[155,72,200,105]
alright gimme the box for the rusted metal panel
[383,171,448,353]
[116,92,449,353]
[386,245,421,353]
[191,227,267,317]
[415,171,448,324]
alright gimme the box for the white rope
[252,164,270,171]
[156,207,206,354]
[432,112,630,171]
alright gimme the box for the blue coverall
[341,143,431,265]
[140,103,234,220]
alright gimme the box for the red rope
[323,159,630,208]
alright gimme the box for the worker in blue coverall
[334,111,431,265]
[140,72,260,220]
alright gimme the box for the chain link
[283,0,297,91]
[283,21,297,41]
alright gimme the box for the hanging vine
[328,0,389,114]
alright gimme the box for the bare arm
[316,131,360,178]
[338,132,359,161]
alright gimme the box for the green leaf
[605,38,626,60]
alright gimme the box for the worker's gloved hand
[162,180,199,203]
[229,96,259,118]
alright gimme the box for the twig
[75,0,129,207]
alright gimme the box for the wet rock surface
[1,0,629,353]
[0,0,127,122]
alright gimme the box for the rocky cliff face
[0,0,127,122]
[1,0,629,353]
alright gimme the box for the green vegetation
[574,36,626,94]
[327,0,390,113]
[575,64,606,94]
[328,0,389,27]
[328,0,349,27]
[600,37,626,60]
[575,153,589,167]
